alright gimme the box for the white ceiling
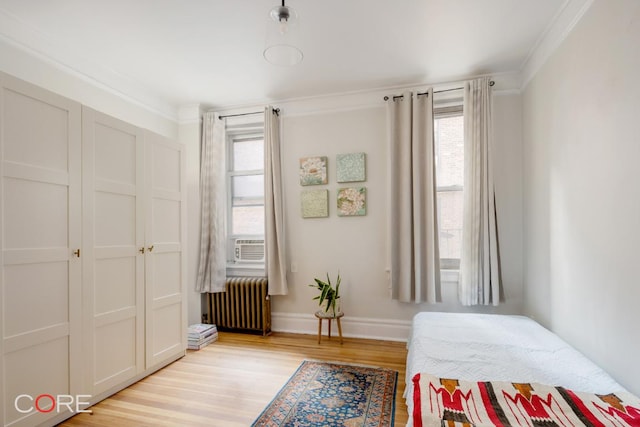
[0,0,570,114]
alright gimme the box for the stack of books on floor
[188,323,218,350]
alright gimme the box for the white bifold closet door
[82,108,186,396]
[82,107,146,396]
[0,74,82,426]
[143,132,187,368]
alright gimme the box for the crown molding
[0,8,178,122]
[0,1,591,121]
[215,71,522,119]
[520,0,594,90]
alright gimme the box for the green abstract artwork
[301,189,329,218]
[336,152,365,183]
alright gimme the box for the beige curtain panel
[195,112,227,293]
[264,106,289,295]
[459,77,502,305]
[387,90,441,303]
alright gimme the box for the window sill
[226,263,265,277]
[441,269,459,284]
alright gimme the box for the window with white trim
[226,125,265,266]
[434,106,464,270]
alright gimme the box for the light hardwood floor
[60,332,409,427]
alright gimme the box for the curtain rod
[218,108,280,120]
[383,81,495,101]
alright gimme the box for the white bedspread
[405,312,624,425]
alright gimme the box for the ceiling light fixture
[263,0,303,66]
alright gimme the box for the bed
[405,312,638,426]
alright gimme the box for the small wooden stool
[314,310,344,344]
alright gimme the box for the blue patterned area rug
[252,360,398,426]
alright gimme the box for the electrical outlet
[291,262,298,273]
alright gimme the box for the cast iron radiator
[204,277,271,336]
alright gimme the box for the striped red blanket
[413,373,640,427]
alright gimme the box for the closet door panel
[151,303,182,358]
[1,73,82,427]
[3,178,69,248]
[152,198,181,242]
[151,142,181,192]
[3,262,69,336]
[94,319,137,389]
[94,192,136,246]
[145,133,186,368]
[4,338,70,425]
[2,85,69,170]
[94,124,137,184]
[94,256,136,314]
[82,107,145,396]
[153,252,182,297]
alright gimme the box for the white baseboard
[272,312,411,342]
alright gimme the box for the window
[226,126,265,263]
[434,107,463,270]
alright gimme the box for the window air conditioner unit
[234,239,265,263]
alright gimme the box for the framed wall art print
[299,156,328,186]
[301,189,329,218]
[337,187,366,216]
[336,152,365,183]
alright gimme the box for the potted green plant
[309,272,341,317]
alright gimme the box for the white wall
[1,19,527,341]
[0,39,177,139]
[178,105,203,326]
[522,0,640,394]
[493,94,524,309]
[271,89,524,339]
